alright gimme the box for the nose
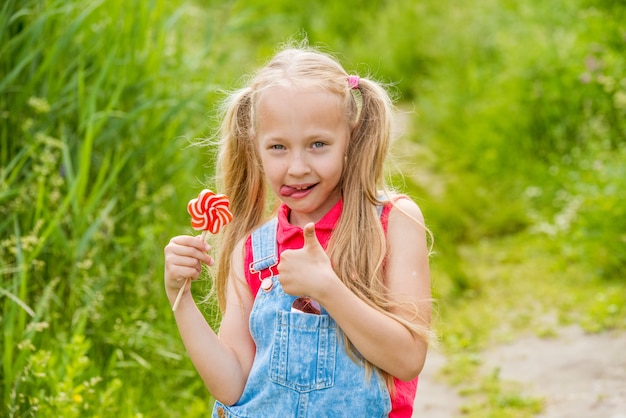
[287,152,310,177]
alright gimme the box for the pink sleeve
[390,376,418,417]
[380,194,409,233]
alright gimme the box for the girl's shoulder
[379,194,424,232]
[389,195,424,218]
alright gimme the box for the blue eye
[270,144,286,150]
[311,141,325,148]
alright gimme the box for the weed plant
[1,0,625,416]
[0,0,230,416]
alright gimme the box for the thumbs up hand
[278,222,336,298]
[301,222,325,253]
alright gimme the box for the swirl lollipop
[172,189,233,311]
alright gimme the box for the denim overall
[212,216,392,418]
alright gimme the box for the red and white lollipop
[187,190,233,235]
[172,189,233,311]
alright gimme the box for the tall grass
[0,0,229,415]
[2,0,624,416]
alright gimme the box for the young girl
[164,44,434,417]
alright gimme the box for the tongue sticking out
[280,184,314,197]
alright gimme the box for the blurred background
[1,0,624,416]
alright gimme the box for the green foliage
[380,0,626,294]
[1,0,624,416]
[527,143,626,280]
[10,333,125,417]
[1,0,221,415]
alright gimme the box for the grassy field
[2,0,624,416]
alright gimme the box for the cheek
[260,157,284,183]
[326,154,346,175]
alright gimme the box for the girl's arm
[164,237,255,404]
[279,198,431,381]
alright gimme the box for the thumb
[302,222,322,250]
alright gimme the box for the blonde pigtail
[215,88,267,311]
[330,76,434,391]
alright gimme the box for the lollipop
[172,189,233,311]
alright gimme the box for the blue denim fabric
[212,218,391,418]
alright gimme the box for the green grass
[1,0,221,415]
[2,0,625,416]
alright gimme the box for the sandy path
[412,349,463,417]
[413,326,626,417]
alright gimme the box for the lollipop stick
[171,278,189,311]
[172,231,209,312]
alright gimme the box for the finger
[302,222,322,250]
[168,255,203,271]
[170,235,211,252]
[171,267,201,281]
[165,239,213,265]
[165,247,213,266]
[164,266,200,291]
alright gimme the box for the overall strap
[249,218,279,274]
[376,201,384,218]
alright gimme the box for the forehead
[253,85,351,142]
[255,85,346,122]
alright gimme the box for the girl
[164,44,434,417]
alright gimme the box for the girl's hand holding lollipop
[171,189,233,311]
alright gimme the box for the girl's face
[255,85,350,227]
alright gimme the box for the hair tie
[348,75,360,89]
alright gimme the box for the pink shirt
[244,199,418,417]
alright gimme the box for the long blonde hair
[212,43,432,388]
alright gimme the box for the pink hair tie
[348,75,360,89]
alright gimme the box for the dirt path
[412,349,463,417]
[413,326,626,417]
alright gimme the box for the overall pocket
[212,401,248,418]
[270,310,337,392]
